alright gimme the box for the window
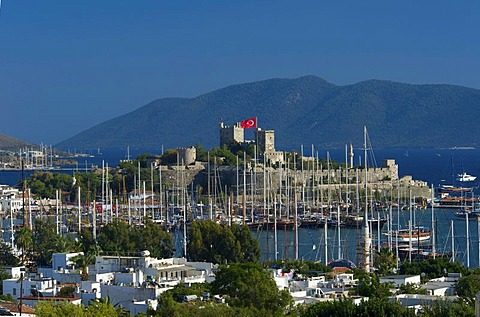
[12,288,16,296]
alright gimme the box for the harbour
[1,145,480,269]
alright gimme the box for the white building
[2,250,215,315]
[75,281,101,306]
[0,185,23,213]
[390,294,459,313]
[4,266,25,280]
[3,273,57,299]
[379,275,421,287]
[38,252,84,284]
[93,253,215,314]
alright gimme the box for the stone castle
[219,121,284,164]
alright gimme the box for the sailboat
[391,227,431,243]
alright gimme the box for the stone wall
[157,160,431,200]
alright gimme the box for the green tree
[400,257,468,282]
[25,171,73,200]
[78,228,97,254]
[300,297,416,317]
[211,263,293,315]
[98,219,173,257]
[164,282,211,303]
[35,299,121,317]
[299,298,358,317]
[356,273,392,299]
[32,218,62,266]
[57,285,75,298]
[160,149,179,165]
[71,252,95,281]
[231,224,261,263]
[35,301,86,317]
[154,292,183,317]
[0,244,19,267]
[456,273,480,303]
[0,270,12,295]
[71,172,101,202]
[398,282,427,295]
[55,235,80,253]
[264,259,332,277]
[136,153,160,168]
[15,226,33,263]
[97,219,137,255]
[210,145,238,166]
[419,299,475,317]
[194,142,208,162]
[86,300,118,317]
[187,221,259,264]
[138,220,173,258]
[152,292,261,317]
[374,246,398,276]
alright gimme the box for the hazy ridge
[10,75,480,150]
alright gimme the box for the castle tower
[255,128,275,153]
[177,146,196,166]
[219,122,244,147]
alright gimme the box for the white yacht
[456,172,477,182]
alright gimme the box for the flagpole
[255,117,259,166]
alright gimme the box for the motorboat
[456,172,477,182]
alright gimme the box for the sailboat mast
[362,126,371,271]
[477,215,480,268]
[345,144,349,216]
[28,188,32,229]
[409,189,412,262]
[324,215,328,266]
[466,209,470,268]
[274,194,278,261]
[431,184,436,258]
[337,205,341,259]
[236,155,239,205]
[55,189,59,235]
[93,200,97,242]
[301,145,304,205]
[183,163,187,258]
[243,152,246,224]
[101,160,105,224]
[151,163,154,220]
[159,166,163,225]
[78,186,81,234]
[293,153,298,260]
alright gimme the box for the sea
[1,147,480,267]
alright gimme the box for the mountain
[55,75,480,150]
[0,133,35,151]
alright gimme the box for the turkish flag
[241,117,257,129]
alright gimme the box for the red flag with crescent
[241,117,257,129]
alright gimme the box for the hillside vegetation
[0,133,35,150]
[55,76,480,150]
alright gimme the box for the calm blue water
[324,147,480,191]
[3,147,480,189]
[0,147,155,187]
[2,147,480,267]
[256,209,480,268]
[267,147,480,267]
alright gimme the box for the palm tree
[15,227,33,264]
[90,297,130,317]
[71,252,95,281]
[374,247,398,276]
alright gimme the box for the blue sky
[1,1,479,145]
